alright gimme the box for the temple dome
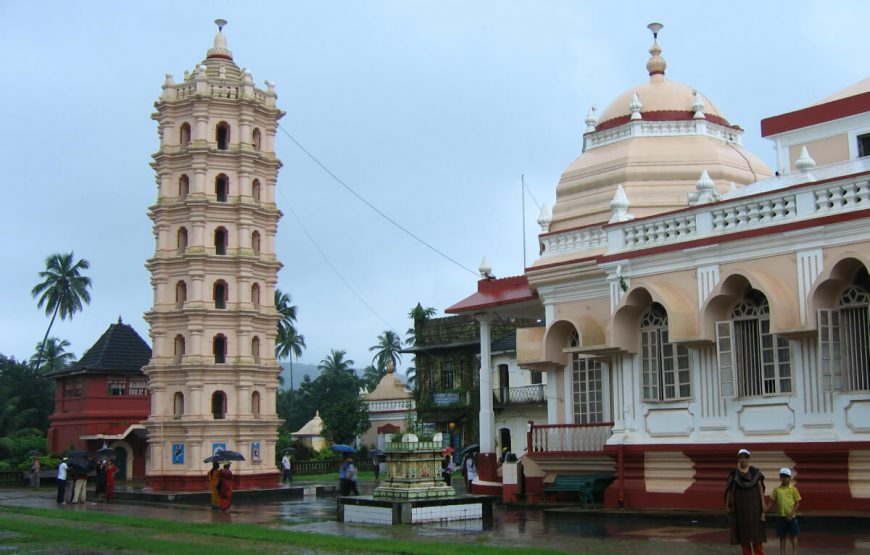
[546,26,771,234]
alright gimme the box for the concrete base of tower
[145,470,281,492]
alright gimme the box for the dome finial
[646,22,666,80]
[207,19,233,60]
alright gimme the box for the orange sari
[219,468,233,510]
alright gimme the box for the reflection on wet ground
[3,485,869,555]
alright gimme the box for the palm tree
[275,289,305,389]
[31,253,92,372]
[29,338,75,374]
[318,349,355,375]
[404,366,416,389]
[361,364,383,391]
[408,303,436,322]
[369,330,402,373]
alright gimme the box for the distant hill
[278,362,322,390]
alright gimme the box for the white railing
[623,214,696,249]
[528,423,613,453]
[541,226,607,256]
[586,119,740,150]
[537,161,870,260]
[367,399,414,413]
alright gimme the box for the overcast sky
[1,1,867,375]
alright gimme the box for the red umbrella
[443,447,455,455]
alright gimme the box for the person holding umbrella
[441,447,456,486]
[207,462,221,511]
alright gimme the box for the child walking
[766,467,801,555]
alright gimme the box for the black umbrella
[203,449,246,463]
[96,447,115,460]
[65,450,90,459]
[460,444,480,458]
[369,449,385,458]
[280,447,296,455]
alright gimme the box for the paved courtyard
[2,484,869,554]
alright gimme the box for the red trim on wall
[761,91,870,137]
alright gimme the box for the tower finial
[645,22,666,79]
[215,18,227,31]
[207,19,233,60]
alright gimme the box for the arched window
[174,335,186,364]
[215,174,229,202]
[252,128,262,151]
[251,283,261,306]
[251,391,261,416]
[640,303,690,401]
[175,281,187,308]
[251,179,261,202]
[213,335,227,364]
[180,123,191,146]
[251,231,261,255]
[179,174,190,199]
[216,122,230,150]
[173,392,184,418]
[819,267,870,391]
[716,289,791,397]
[212,391,227,419]
[214,228,227,255]
[251,336,261,363]
[177,227,188,254]
[213,281,228,309]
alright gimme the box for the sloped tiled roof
[491,333,516,354]
[48,319,151,378]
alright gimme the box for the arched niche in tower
[214,228,228,255]
[173,392,184,418]
[173,334,185,364]
[180,123,191,147]
[215,174,229,202]
[177,227,189,255]
[216,122,230,150]
[213,334,227,364]
[252,128,262,151]
[211,391,227,420]
[252,231,261,255]
[175,280,187,308]
[179,174,190,199]
[251,283,260,306]
[251,336,261,364]
[252,179,261,202]
[213,280,228,309]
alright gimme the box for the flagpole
[522,174,527,269]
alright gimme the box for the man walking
[281,452,292,483]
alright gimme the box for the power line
[277,123,479,277]
[278,196,401,335]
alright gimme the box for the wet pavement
[2,483,869,554]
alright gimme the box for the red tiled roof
[445,275,537,314]
[761,91,870,137]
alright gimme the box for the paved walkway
[3,485,869,554]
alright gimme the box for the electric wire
[277,123,479,277]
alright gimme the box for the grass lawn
[0,505,580,555]
[293,470,376,482]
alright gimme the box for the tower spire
[645,22,666,80]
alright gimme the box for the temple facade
[143,21,284,490]
[452,25,870,511]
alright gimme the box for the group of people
[441,452,477,490]
[725,448,802,555]
[55,457,117,505]
[207,462,235,511]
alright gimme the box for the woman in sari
[219,463,234,511]
[104,461,118,503]
[207,462,221,510]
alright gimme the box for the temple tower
[143,21,284,490]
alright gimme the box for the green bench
[543,474,615,504]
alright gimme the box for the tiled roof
[490,333,516,353]
[446,275,537,314]
[48,319,151,378]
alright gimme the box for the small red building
[47,318,152,480]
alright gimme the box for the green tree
[404,303,434,388]
[275,289,305,390]
[361,364,383,392]
[29,338,75,375]
[408,303,436,322]
[0,355,53,462]
[369,330,402,375]
[321,395,370,445]
[318,349,354,375]
[31,253,92,371]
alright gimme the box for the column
[476,314,497,482]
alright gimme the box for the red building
[47,319,152,480]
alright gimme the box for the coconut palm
[31,253,92,372]
[408,303,436,322]
[361,364,384,391]
[369,330,402,373]
[275,289,305,389]
[29,338,75,374]
[318,349,355,375]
